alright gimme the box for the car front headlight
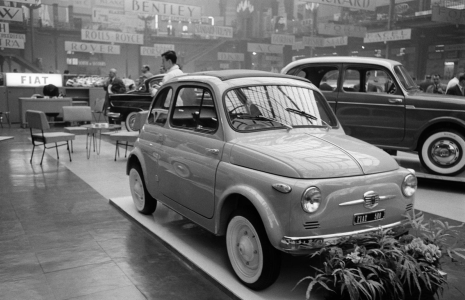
[301,187,321,213]
[402,173,417,197]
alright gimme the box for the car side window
[148,87,172,126]
[171,86,218,132]
[294,66,339,91]
[344,67,397,94]
[343,69,361,92]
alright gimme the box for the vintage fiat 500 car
[282,57,465,176]
[107,74,164,131]
[126,70,417,290]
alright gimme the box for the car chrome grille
[303,221,320,230]
[406,204,413,211]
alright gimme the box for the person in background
[160,50,184,86]
[446,72,464,93]
[103,68,124,113]
[13,69,18,73]
[426,74,446,94]
[138,65,153,88]
[418,74,432,92]
[446,74,465,96]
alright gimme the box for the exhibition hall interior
[1,0,465,300]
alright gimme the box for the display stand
[19,97,73,128]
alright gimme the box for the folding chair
[26,110,75,165]
[63,106,92,152]
[92,98,106,123]
[108,111,148,161]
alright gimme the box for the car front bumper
[279,211,421,255]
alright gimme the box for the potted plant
[297,210,464,300]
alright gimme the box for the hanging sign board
[318,23,366,38]
[322,36,348,47]
[444,44,465,51]
[247,43,283,54]
[271,34,295,45]
[193,24,233,38]
[140,44,175,56]
[303,36,324,47]
[65,41,121,54]
[125,0,201,19]
[81,29,144,45]
[5,73,63,87]
[311,0,376,11]
[0,22,9,33]
[4,0,39,4]
[74,0,92,9]
[0,33,25,49]
[95,0,124,9]
[92,8,126,23]
[0,6,23,22]
[432,5,465,25]
[364,29,411,43]
[218,52,245,61]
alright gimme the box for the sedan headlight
[402,174,417,197]
[301,187,321,213]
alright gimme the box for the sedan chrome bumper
[279,214,418,255]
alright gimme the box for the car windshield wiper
[236,114,293,130]
[285,108,332,130]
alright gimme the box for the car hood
[229,131,399,179]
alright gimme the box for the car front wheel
[126,112,139,132]
[226,210,281,290]
[129,164,157,214]
[419,129,465,176]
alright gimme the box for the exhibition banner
[140,44,175,56]
[0,22,9,34]
[5,73,63,87]
[318,23,366,38]
[95,0,124,9]
[247,43,283,54]
[0,6,23,22]
[125,0,201,19]
[0,37,24,49]
[5,0,39,4]
[92,7,125,23]
[217,52,245,61]
[271,34,295,45]
[74,0,91,9]
[432,5,465,25]
[65,41,121,54]
[193,24,233,38]
[302,36,324,47]
[311,0,376,11]
[323,36,348,47]
[364,29,411,43]
[81,29,144,45]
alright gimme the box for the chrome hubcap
[237,229,258,269]
[430,140,460,166]
[130,171,144,209]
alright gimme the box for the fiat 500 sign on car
[127,70,417,290]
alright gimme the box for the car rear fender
[413,117,465,150]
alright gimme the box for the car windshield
[394,65,417,90]
[224,85,336,132]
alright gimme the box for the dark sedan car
[282,57,465,176]
[107,74,164,131]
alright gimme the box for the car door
[287,64,341,111]
[335,64,405,146]
[158,85,224,218]
[138,86,173,197]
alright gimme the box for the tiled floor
[0,126,232,300]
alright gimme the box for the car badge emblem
[363,191,379,209]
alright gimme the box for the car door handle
[206,148,219,155]
[388,98,403,104]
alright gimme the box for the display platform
[109,197,325,300]
[0,136,14,142]
[395,151,465,183]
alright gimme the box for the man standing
[446,74,465,96]
[103,68,125,113]
[160,50,184,85]
[138,65,153,87]
[446,72,464,93]
[419,75,432,92]
[426,75,446,94]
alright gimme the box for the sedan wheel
[226,210,280,290]
[419,130,465,176]
[126,112,139,132]
[129,164,157,214]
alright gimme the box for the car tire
[126,112,139,132]
[129,164,157,214]
[419,129,465,176]
[226,209,281,290]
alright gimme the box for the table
[19,97,73,128]
[81,123,121,159]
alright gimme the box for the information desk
[19,97,73,128]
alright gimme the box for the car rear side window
[170,86,218,132]
[148,87,172,126]
[292,66,339,91]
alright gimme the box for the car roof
[177,69,310,83]
[282,56,402,73]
